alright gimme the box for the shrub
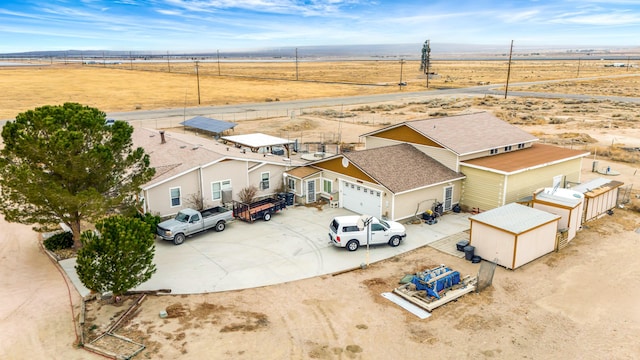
[134,212,162,234]
[44,231,73,251]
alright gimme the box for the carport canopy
[221,133,294,156]
[180,116,237,135]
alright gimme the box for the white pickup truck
[156,206,233,245]
[328,215,407,251]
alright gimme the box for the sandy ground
[2,117,639,359]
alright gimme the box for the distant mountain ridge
[2,43,638,61]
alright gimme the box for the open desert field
[1,59,639,360]
[1,58,638,120]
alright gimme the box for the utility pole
[577,57,581,77]
[217,49,221,76]
[167,51,171,72]
[129,51,133,70]
[295,48,299,81]
[504,40,514,99]
[399,59,405,90]
[195,61,201,105]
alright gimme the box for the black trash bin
[464,245,475,261]
[285,192,295,206]
[456,240,470,252]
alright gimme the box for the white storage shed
[571,178,624,222]
[469,203,561,270]
[532,188,584,243]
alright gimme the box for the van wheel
[389,236,401,247]
[173,233,185,245]
[346,240,359,252]
[263,213,271,221]
[215,221,226,232]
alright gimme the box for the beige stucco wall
[248,163,288,198]
[145,170,201,217]
[201,160,248,207]
[392,181,462,221]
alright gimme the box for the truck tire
[346,240,359,252]
[263,213,271,221]
[173,233,185,245]
[215,221,226,232]
[389,236,401,247]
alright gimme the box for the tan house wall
[200,160,247,208]
[459,166,505,211]
[393,181,462,221]
[459,143,533,162]
[248,163,288,197]
[145,170,201,217]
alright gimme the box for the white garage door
[341,180,381,218]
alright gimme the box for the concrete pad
[62,206,471,296]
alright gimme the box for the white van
[329,215,406,251]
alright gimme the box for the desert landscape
[1,60,639,360]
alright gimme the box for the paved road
[101,74,640,122]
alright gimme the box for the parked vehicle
[328,215,406,251]
[156,206,233,245]
[232,196,287,222]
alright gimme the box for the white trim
[393,176,465,196]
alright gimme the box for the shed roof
[470,203,560,234]
[461,143,589,173]
[571,177,625,197]
[221,133,293,148]
[180,116,237,133]
[340,143,465,193]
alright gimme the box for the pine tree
[0,103,155,248]
[75,215,156,296]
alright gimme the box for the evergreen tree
[0,103,155,248]
[75,215,156,296]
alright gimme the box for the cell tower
[420,40,432,88]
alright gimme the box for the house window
[490,148,498,154]
[504,145,512,152]
[170,187,181,207]
[517,143,525,149]
[323,179,332,193]
[288,178,296,191]
[212,180,231,201]
[261,172,270,190]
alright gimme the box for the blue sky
[0,0,639,53]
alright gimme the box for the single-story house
[361,112,590,212]
[133,128,301,217]
[285,143,465,221]
[469,203,561,270]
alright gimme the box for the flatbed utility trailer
[232,196,287,223]
[393,264,477,312]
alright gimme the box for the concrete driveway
[61,205,470,296]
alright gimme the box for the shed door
[341,181,381,218]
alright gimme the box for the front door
[306,180,316,203]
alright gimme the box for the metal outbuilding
[180,116,237,136]
[469,203,561,270]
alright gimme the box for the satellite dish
[341,157,349,168]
